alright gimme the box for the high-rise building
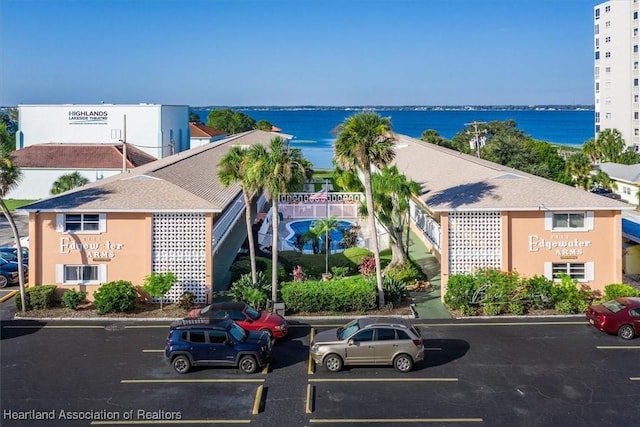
[594,0,640,151]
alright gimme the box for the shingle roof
[19,130,286,213]
[392,134,631,212]
[189,123,227,138]
[598,162,640,184]
[11,143,156,169]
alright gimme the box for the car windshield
[228,322,248,341]
[602,300,626,313]
[337,319,361,340]
[245,305,261,320]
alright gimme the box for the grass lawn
[3,199,36,211]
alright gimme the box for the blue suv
[164,319,272,374]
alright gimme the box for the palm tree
[310,216,340,275]
[50,171,89,195]
[0,146,26,311]
[371,166,420,268]
[334,112,396,307]
[565,152,592,190]
[581,138,601,163]
[247,136,312,304]
[218,145,261,285]
[596,128,625,163]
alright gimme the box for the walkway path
[405,229,452,319]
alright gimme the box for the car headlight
[311,344,319,352]
[274,324,285,330]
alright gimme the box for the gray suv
[310,317,424,373]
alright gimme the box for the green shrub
[603,283,640,301]
[142,272,176,310]
[385,261,424,283]
[342,247,373,265]
[382,276,409,305]
[508,301,526,315]
[93,280,137,315]
[444,274,479,310]
[330,266,350,279]
[482,302,504,316]
[227,272,270,310]
[15,285,58,311]
[281,276,376,313]
[177,291,195,310]
[61,289,86,310]
[550,274,593,314]
[476,269,520,308]
[521,275,554,309]
[358,256,377,277]
[459,304,477,316]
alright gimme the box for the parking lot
[1,317,639,427]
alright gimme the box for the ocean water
[194,108,594,169]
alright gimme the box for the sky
[0,0,603,107]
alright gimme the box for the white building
[16,104,190,159]
[594,1,640,151]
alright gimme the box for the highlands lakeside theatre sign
[528,235,592,256]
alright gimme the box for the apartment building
[594,0,640,151]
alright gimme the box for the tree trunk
[388,228,408,268]
[363,169,385,307]
[243,192,257,285]
[270,199,279,304]
[0,200,26,312]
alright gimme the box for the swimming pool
[285,219,355,253]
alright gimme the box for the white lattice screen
[448,212,502,274]
[152,213,208,303]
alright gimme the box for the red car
[187,302,288,339]
[586,297,640,340]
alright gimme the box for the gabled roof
[11,143,156,169]
[189,123,227,138]
[19,130,287,213]
[598,162,640,184]
[392,134,631,212]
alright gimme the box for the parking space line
[91,419,251,425]
[124,325,169,329]
[120,379,265,384]
[3,325,105,329]
[142,349,164,353]
[309,377,458,383]
[309,417,483,423]
[597,346,640,350]
[631,377,640,381]
[425,347,442,351]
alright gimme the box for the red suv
[187,302,288,339]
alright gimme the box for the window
[57,264,106,284]
[56,213,106,233]
[595,51,600,60]
[545,212,594,231]
[636,95,640,102]
[352,329,374,342]
[635,128,639,136]
[635,28,639,36]
[606,21,611,28]
[635,11,638,20]
[605,36,611,43]
[376,328,397,341]
[208,330,227,344]
[595,38,600,48]
[635,112,639,119]
[552,263,586,281]
[604,5,610,12]
[595,24,600,35]
[635,45,639,53]
[605,112,611,120]
[595,112,600,122]
[605,66,611,72]
[554,213,584,228]
[595,66,600,78]
[188,331,206,343]
[624,187,632,195]
[605,51,611,58]
[595,8,600,19]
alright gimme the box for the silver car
[310,317,424,373]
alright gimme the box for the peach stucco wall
[438,210,622,299]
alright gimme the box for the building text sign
[528,235,591,256]
[68,110,108,124]
[60,236,124,259]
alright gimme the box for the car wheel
[0,275,7,288]
[323,354,343,372]
[239,355,258,374]
[172,355,191,374]
[618,324,635,340]
[393,354,414,373]
[259,328,273,339]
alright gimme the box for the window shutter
[99,214,107,232]
[585,212,594,230]
[544,262,552,280]
[98,264,107,283]
[56,214,65,232]
[56,264,64,283]
[544,212,553,231]
[585,262,595,281]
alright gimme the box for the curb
[0,290,17,303]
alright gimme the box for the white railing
[212,193,245,251]
[410,200,441,252]
[278,192,363,219]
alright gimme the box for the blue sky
[1,0,601,106]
